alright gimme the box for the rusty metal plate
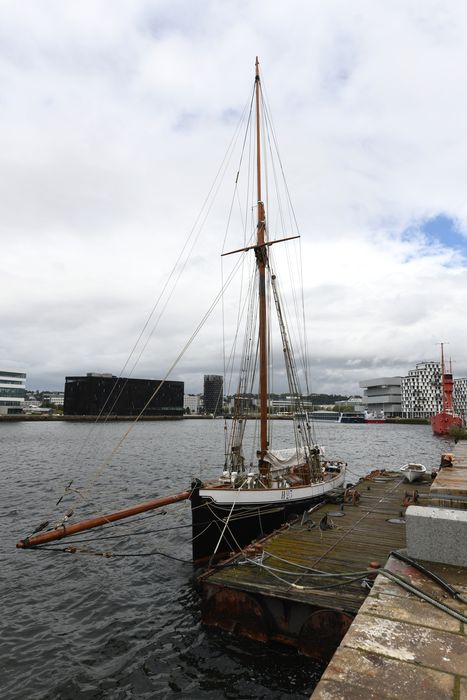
[298,609,353,661]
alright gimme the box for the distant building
[203,375,223,415]
[43,391,65,407]
[224,394,254,415]
[24,398,41,411]
[401,362,441,419]
[359,377,402,417]
[184,394,200,414]
[363,363,467,420]
[335,396,364,410]
[64,373,184,417]
[454,378,467,420]
[268,397,315,414]
[0,368,26,415]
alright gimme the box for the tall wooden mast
[255,57,268,460]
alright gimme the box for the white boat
[365,410,386,424]
[400,463,426,482]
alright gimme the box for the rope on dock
[260,552,378,578]
[240,557,376,589]
[391,549,467,605]
[379,569,467,625]
[240,554,467,625]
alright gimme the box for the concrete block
[359,589,461,632]
[431,467,467,496]
[406,505,467,567]
[343,613,467,675]
[312,646,455,700]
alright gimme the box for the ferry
[309,411,365,424]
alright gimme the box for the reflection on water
[1,420,450,698]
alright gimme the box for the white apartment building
[184,394,200,414]
[43,392,65,406]
[454,378,467,419]
[401,362,442,419]
[0,368,27,415]
[361,363,467,420]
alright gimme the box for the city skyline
[2,3,467,394]
[19,354,467,400]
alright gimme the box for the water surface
[1,419,450,698]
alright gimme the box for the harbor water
[1,419,450,699]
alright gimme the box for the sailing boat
[16,59,346,563]
[431,343,463,436]
[189,58,346,561]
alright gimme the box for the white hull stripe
[199,471,345,505]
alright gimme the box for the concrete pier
[311,553,467,699]
[312,446,467,699]
[430,443,467,508]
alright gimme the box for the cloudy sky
[2,0,467,395]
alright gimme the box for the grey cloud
[3,1,467,397]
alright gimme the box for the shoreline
[0,414,430,424]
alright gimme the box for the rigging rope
[49,86,256,520]
[32,544,193,564]
[239,554,467,625]
[208,488,242,565]
[59,253,248,520]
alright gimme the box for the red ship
[431,343,463,436]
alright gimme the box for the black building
[203,374,223,415]
[64,373,184,417]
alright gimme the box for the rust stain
[200,471,434,657]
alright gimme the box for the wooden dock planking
[200,449,467,669]
[200,472,434,650]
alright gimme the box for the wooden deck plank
[202,471,433,614]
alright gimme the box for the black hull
[190,487,326,563]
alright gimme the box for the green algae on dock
[199,470,432,660]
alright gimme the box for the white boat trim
[199,470,345,505]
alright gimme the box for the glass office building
[0,369,26,414]
[64,373,184,417]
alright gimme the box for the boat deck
[199,470,433,656]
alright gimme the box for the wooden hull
[190,470,345,562]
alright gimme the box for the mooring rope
[208,491,242,565]
[241,555,467,625]
[31,544,193,564]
